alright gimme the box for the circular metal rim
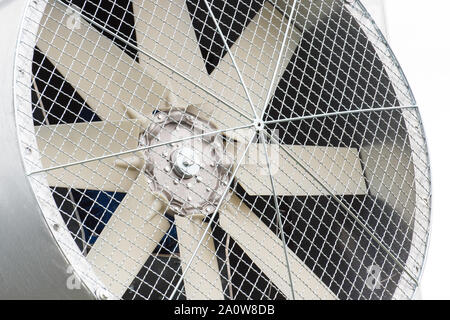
[11,0,432,300]
[13,0,101,300]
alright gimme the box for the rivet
[96,288,111,300]
[164,166,170,172]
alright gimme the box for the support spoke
[201,0,258,118]
[263,105,419,125]
[27,123,254,176]
[169,130,257,300]
[260,134,295,299]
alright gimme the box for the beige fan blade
[132,0,251,136]
[227,142,367,196]
[133,0,205,104]
[210,2,300,117]
[35,120,143,192]
[220,193,337,299]
[87,172,170,298]
[175,215,224,300]
[38,0,170,121]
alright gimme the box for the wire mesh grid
[13,0,431,300]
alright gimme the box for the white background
[362,0,450,299]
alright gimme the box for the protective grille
[14,0,431,300]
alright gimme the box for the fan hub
[141,111,232,216]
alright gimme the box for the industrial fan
[0,0,431,300]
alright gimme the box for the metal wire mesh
[14,0,431,300]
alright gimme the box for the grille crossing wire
[14,0,431,300]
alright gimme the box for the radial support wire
[260,132,295,299]
[261,129,419,286]
[225,233,233,299]
[169,130,258,300]
[264,105,419,125]
[54,0,253,123]
[201,0,259,118]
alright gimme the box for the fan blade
[175,215,224,300]
[38,0,169,121]
[212,2,300,117]
[227,142,367,196]
[220,193,337,299]
[132,0,205,105]
[35,120,142,192]
[87,172,170,298]
[276,0,339,31]
[132,0,250,133]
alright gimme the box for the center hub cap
[173,147,200,179]
[141,110,233,217]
